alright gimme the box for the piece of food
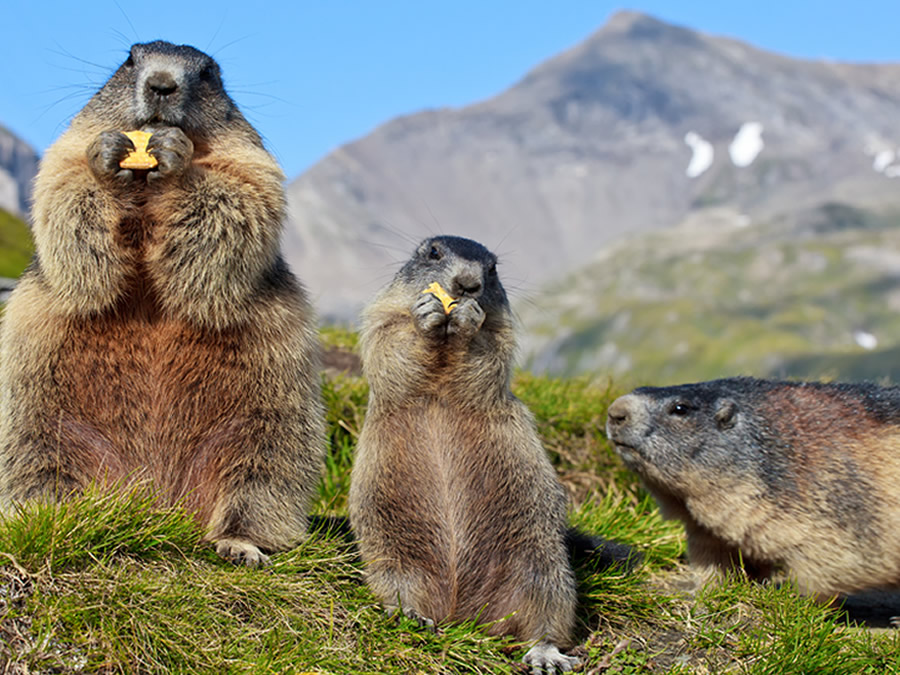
[422,282,458,314]
[119,130,158,170]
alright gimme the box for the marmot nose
[457,280,482,296]
[452,269,483,297]
[607,394,641,429]
[147,71,178,97]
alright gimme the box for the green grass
[0,328,897,672]
[0,209,34,279]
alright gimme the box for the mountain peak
[602,10,665,32]
[597,10,697,44]
[283,12,900,321]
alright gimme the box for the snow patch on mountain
[729,122,764,167]
[854,330,878,350]
[873,150,895,172]
[684,131,714,178]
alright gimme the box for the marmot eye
[669,402,692,417]
[428,246,442,261]
[124,54,135,68]
[488,264,497,276]
[200,65,215,81]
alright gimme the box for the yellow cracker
[422,282,458,314]
[119,130,158,170]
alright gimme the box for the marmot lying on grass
[0,41,324,566]
[606,377,900,597]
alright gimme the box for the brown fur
[0,41,324,565]
[606,377,900,596]
[349,236,578,670]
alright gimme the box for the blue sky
[4,1,900,179]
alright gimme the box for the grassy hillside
[0,330,897,673]
[519,203,900,386]
[0,209,33,279]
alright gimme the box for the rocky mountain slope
[0,126,38,218]
[284,10,900,320]
[517,203,900,385]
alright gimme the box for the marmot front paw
[412,291,449,336]
[147,127,194,182]
[87,131,137,185]
[446,297,485,338]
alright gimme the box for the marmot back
[349,236,581,672]
[0,41,324,566]
[606,377,900,596]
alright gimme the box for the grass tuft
[317,372,369,514]
[0,483,202,574]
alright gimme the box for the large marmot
[606,377,900,597]
[349,236,585,672]
[0,41,324,566]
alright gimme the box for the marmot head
[397,236,510,318]
[607,376,900,498]
[605,378,761,495]
[77,40,256,142]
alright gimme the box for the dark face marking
[612,379,754,468]
[399,235,509,316]
[79,40,255,144]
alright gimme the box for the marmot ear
[715,399,737,429]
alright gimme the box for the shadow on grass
[835,590,900,628]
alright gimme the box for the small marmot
[0,41,324,566]
[606,377,900,597]
[349,235,584,673]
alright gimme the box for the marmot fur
[0,41,324,566]
[349,236,582,672]
[606,377,900,597]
